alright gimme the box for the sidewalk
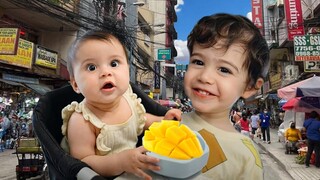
[255,128,320,180]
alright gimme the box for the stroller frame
[33,83,168,179]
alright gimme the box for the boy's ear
[241,78,264,99]
[70,77,81,94]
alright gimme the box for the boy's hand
[119,146,160,180]
[164,108,182,121]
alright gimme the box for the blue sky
[174,0,253,64]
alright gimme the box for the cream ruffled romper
[60,86,147,156]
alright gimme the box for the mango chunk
[144,131,155,140]
[154,139,175,156]
[143,120,203,160]
[165,126,187,144]
[170,148,191,160]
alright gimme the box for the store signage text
[0,28,20,55]
[251,0,264,32]
[0,38,33,68]
[157,49,171,60]
[294,35,320,61]
[284,0,304,41]
[35,45,58,69]
[304,61,320,72]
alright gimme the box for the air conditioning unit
[284,65,299,80]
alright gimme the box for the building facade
[248,0,320,116]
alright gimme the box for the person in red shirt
[239,114,251,138]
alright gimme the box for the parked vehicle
[15,137,48,180]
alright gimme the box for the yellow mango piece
[178,138,198,158]
[149,126,165,138]
[191,137,203,157]
[154,139,175,156]
[165,126,187,144]
[170,147,191,160]
[143,120,203,160]
[160,120,180,129]
[143,139,159,152]
[144,131,155,140]
[180,124,196,138]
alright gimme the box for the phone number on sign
[295,51,320,56]
[295,46,320,52]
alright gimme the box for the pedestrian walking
[239,114,251,138]
[250,109,260,140]
[260,109,271,144]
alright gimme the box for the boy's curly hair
[187,13,270,89]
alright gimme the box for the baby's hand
[119,146,160,180]
[164,108,182,121]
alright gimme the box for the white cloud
[174,39,189,65]
[247,12,252,21]
[174,0,184,12]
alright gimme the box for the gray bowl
[146,131,209,179]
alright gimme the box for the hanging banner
[154,61,161,93]
[284,0,305,41]
[0,28,20,55]
[251,0,264,34]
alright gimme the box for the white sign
[304,61,320,72]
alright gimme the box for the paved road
[259,147,293,180]
[0,149,17,180]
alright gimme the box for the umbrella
[282,97,320,114]
[277,76,320,100]
[278,99,288,107]
[296,76,320,97]
[158,100,179,108]
[282,98,300,111]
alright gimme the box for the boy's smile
[192,87,217,98]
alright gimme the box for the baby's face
[184,42,250,115]
[71,36,129,104]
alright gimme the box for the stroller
[33,83,168,179]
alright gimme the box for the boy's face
[184,42,257,114]
[70,36,129,105]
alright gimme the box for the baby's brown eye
[87,64,96,71]
[111,60,119,67]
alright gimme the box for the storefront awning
[0,78,24,86]
[268,93,280,100]
[23,83,52,95]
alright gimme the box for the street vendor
[284,122,302,154]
